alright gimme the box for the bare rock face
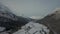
[37,8,60,34]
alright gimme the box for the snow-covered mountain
[13,21,50,34]
[0,4,29,34]
[0,3,18,21]
[0,21,50,34]
[0,4,50,34]
[36,8,60,34]
[1,3,60,34]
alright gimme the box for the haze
[0,0,60,18]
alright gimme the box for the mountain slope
[0,4,29,34]
[37,9,60,34]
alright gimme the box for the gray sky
[0,0,60,18]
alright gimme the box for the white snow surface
[0,27,9,34]
[0,27,5,31]
[0,21,50,34]
[13,21,50,34]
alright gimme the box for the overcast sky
[0,0,60,18]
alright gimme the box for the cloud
[53,8,60,12]
[30,16,43,19]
